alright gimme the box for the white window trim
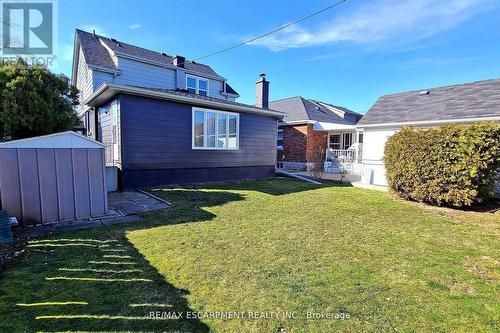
[192,107,239,150]
[186,75,209,96]
[277,129,284,150]
[328,131,357,150]
[328,133,341,150]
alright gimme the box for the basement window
[277,129,284,150]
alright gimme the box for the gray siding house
[72,30,282,190]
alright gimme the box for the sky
[55,0,500,114]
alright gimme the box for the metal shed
[0,131,107,227]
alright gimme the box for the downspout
[93,107,99,141]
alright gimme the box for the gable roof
[74,29,228,81]
[76,29,116,71]
[269,96,361,125]
[358,78,500,126]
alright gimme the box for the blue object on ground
[0,210,14,244]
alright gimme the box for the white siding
[114,56,176,88]
[361,127,398,186]
[361,126,500,195]
[76,47,93,113]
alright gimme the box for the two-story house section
[72,29,240,138]
[71,29,282,191]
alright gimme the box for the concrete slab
[16,190,169,238]
[101,215,140,226]
[54,219,102,233]
[108,191,169,216]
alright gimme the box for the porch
[275,121,364,178]
[321,125,363,175]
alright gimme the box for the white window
[192,108,239,150]
[329,134,341,150]
[186,75,209,96]
[343,133,353,149]
[277,129,284,149]
[193,110,204,148]
[217,113,227,148]
[187,76,197,94]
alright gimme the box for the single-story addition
[357,78,500,187]
[269,97,363,173]
[72,30,283,190]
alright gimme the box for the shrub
[307,146,325,181]
[384,122,500,207]
[0,59,78,140]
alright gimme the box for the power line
[192,0,348,61]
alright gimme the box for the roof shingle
[269,96,360,125]
[76,29,225,80]
[120,85,276,113]
[358,79,500,125]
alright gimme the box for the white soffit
[313,122,357,131]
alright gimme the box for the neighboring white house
[356,79,500,187]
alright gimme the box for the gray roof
[225,83,239,95]
[118,85,275,113]
[75,29,227,81]
[76,29,116,70]
[358,79,500,126]
[269,96,361,125]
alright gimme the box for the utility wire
[192,0,348,61]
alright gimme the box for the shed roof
[0,132,105,149]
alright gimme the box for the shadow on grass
[0,188,252,331]
[0,233,211,332]
[150,177,330,197]
[0,179,339,331]
[143,188,246,227]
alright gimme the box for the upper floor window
[186,75,209,96]
[277,129,284,150]
[193,108,239,150]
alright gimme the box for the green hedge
[384,122,500,207]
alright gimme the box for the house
[71,29,283,190]
[357,79,500,187]
[269,97,363,173]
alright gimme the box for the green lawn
[0,178,498,332]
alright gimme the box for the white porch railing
[324,145,363,175]
[325,145,362,164]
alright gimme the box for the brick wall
[278,124,327,163]
[306,124,328,162]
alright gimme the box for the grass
[0,178,498,332]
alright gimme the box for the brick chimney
[173,55,185,68]
[256,73,269,109]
